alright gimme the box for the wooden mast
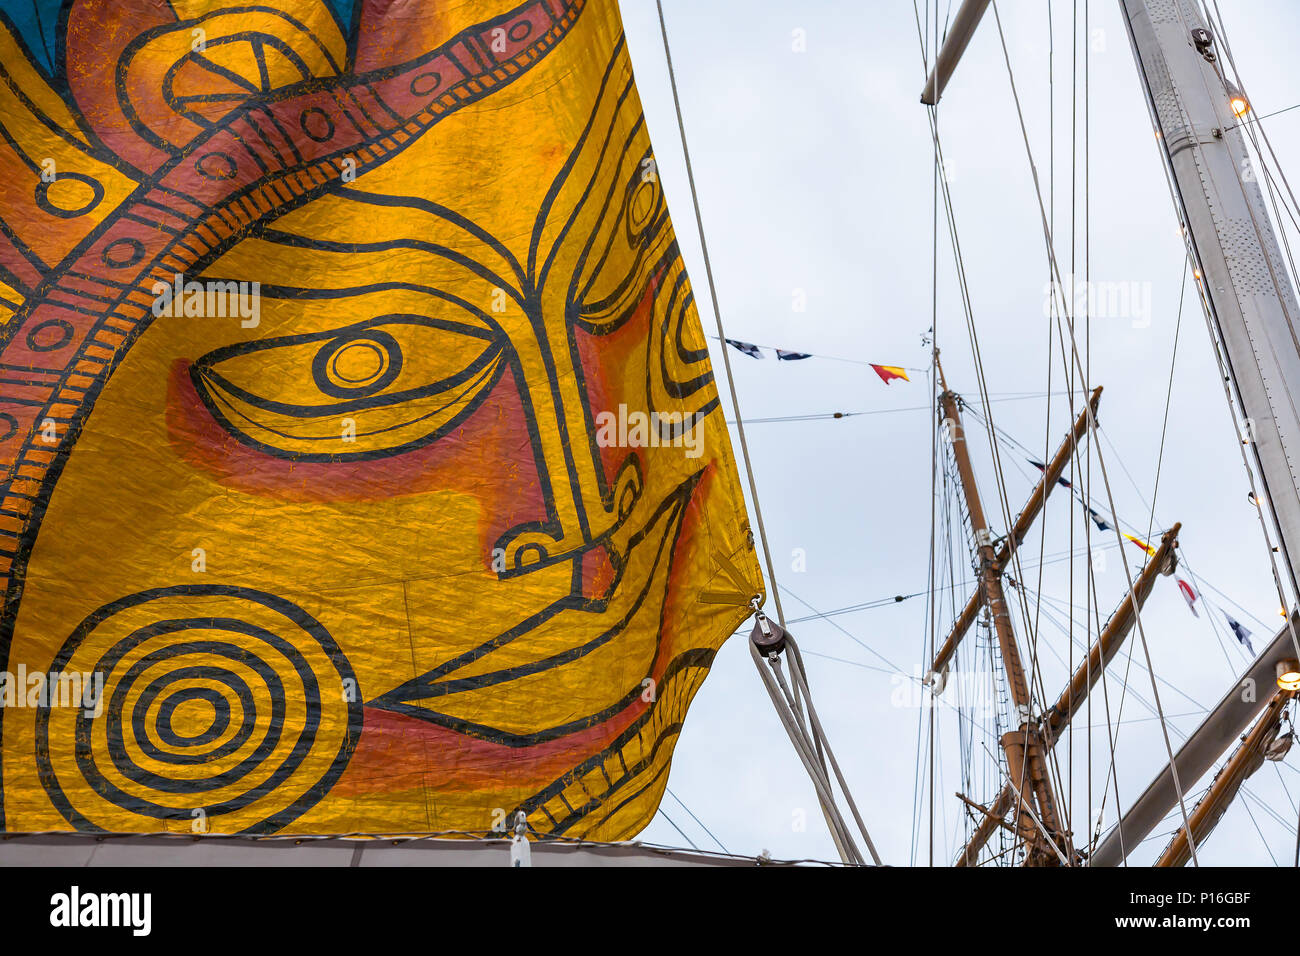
[1042,525,1181,747]
[928,386,1101,681]
[1155,687,1296,867]
[934,352,1070,865]
[953,524,1182,865]
[918,0,1300,866]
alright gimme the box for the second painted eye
[191,315,505,461]
[311,329,404,399]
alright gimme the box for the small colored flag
[871,364,909,384]
[1087,507,1112,532]
[1029,459,1072,489]
[726,339,764,359]
[1224,612,1255,655]
[1176,578,1199,618]
[776,349,812,361]
[1029,458,1110,527]
[1123,532,1156,557]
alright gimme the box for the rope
[785,636,884,863]
[991,0,1199,865]
[654,0,783,626]
[655,0,879,866]
[748,631,883,864]
[912,0,940,865]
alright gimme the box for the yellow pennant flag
[0,0,761,841]
[1123,533,1157,557]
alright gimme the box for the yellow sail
[0,0,762,840]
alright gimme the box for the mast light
[1277,658,1300,692]
[1226,82,1251,118]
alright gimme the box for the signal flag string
[707,333,923,379]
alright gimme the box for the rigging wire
[729,392,1067,425]
[989,0,1200,865]
[927,80,1044,866]
[1082,0,1094,856]
[653,808,700,851]
[654,1,776,623]
[909,0,942,868]
[1225,101,1300,133]
[779,584,907,674]
[1024,577,1297,851]
[994,386,1300,858]
[913,0,1297,867]
[655,0,875,866]
[665,788,729,854]
[913,0,1077,864]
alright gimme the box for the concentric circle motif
[624,177,660,246]
[311,330,402,399]
[35,586,361,834]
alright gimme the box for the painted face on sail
[0,0,759,838]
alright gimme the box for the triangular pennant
[1223,611,1255,655]
[870,364,908,384]
[726,339,764,359]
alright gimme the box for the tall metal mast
[1089,0,1300,865]
[1119,0,1300,602]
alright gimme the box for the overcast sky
[620,0,1300,865]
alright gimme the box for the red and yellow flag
[1123,533,1157,557]
[871,364,910,384]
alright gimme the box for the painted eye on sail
[624,168,665,247]
[190,315,506,461]
[571,158,670,332]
